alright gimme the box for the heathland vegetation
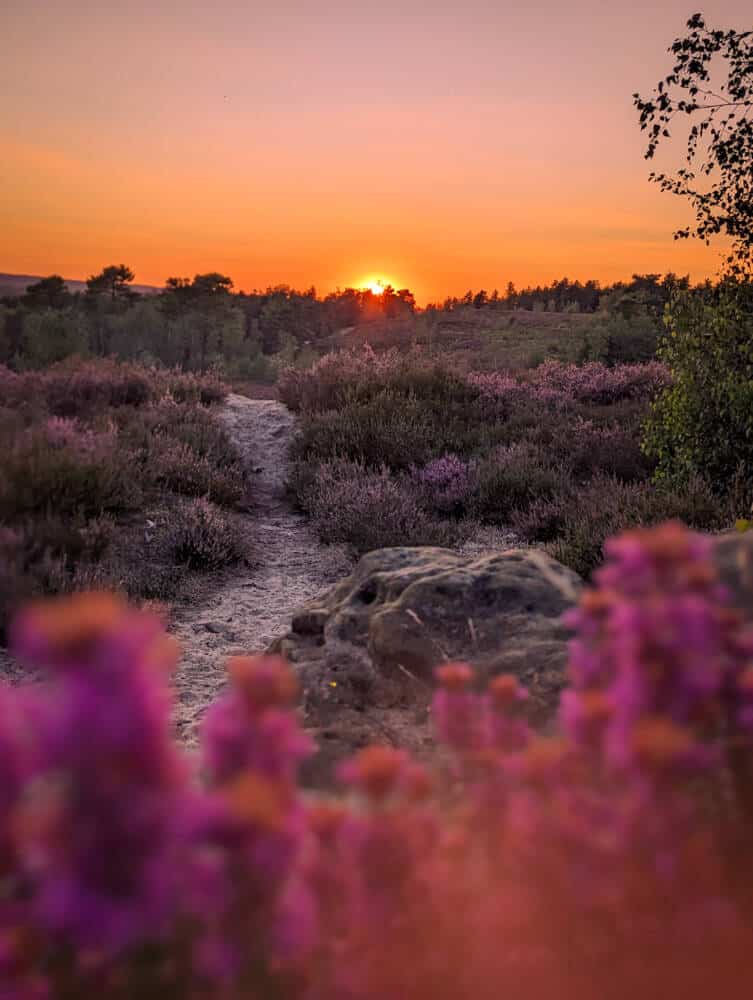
[0,11,752,998]
[0,361,247,635]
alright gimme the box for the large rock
[271,546,582,786]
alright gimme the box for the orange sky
[1,1,750,303]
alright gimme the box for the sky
[1,1,750,303]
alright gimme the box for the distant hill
[0,272,162,299]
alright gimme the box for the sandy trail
[170,394,352,743]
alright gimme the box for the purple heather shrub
[0,365,24,409]
[9,592,188,956]
[301,459,461,552]
[0,685,31,875]
[563,522,753,761]
[432,664,488,755]
[555,523,753,885]
[170,498,245,570]
[279,344,411,412]
[1,421,141,519]
[411,454,477,515]
[195,656,315,982]
[201,655,313,787]
[466,371,521,399]
[0,362,243,635]
[1,522,753,996]
[530,359,671,404]
[38,360,154,416]
[43,415,117,453]
[163,369,227,406]
[432,665,531,781]
[466,361,670,406]
[321,747,441,997]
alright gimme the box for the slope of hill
[0,272,161,298]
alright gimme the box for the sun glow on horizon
[360,277,392,296]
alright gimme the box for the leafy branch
[633,12,753,271]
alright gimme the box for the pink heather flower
[43,417,115,454]
[432,663,486,754]
[556,522,753,884]
[201,656,313,786]
[466,361,669,408]
[487,675,531,753]
[9,593,188,955]
[563,523,753,771]
[333,746,439,987]
[193,655,315,981]
[412,454,476,514]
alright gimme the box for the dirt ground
[169,394,353,743]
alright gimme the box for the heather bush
[2,524,753,996]
[473,443,564,524]
[0,360,244,629]
[523,473,730,577]
[533,417,654,483]
[290,377,492,477]
[3,359,229,418]
[279,345,414,413]
[291,393,436,470]
[286,348,700,556]
[0,519,111,639]
[39,358,155,415]
[468,359,670,406]
[410,454,478,516]
[529,358,670,404]
[162,368,228,406]
[282,346,481,414]
[170,498,245,570]
[146,439,246,506]
[0,421,142,519]
[298,459,463,552]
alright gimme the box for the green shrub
[643,281,753,502]
[17,310,90,369]
[603,314,661,365]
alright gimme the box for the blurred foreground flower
[0,524,752,997]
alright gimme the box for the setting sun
[361,277,389,296]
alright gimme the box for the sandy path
[170,394,352,743]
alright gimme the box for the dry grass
[322,309,602,372]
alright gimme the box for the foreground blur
[2,522,753,998]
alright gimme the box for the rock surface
[271,545,582,786]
